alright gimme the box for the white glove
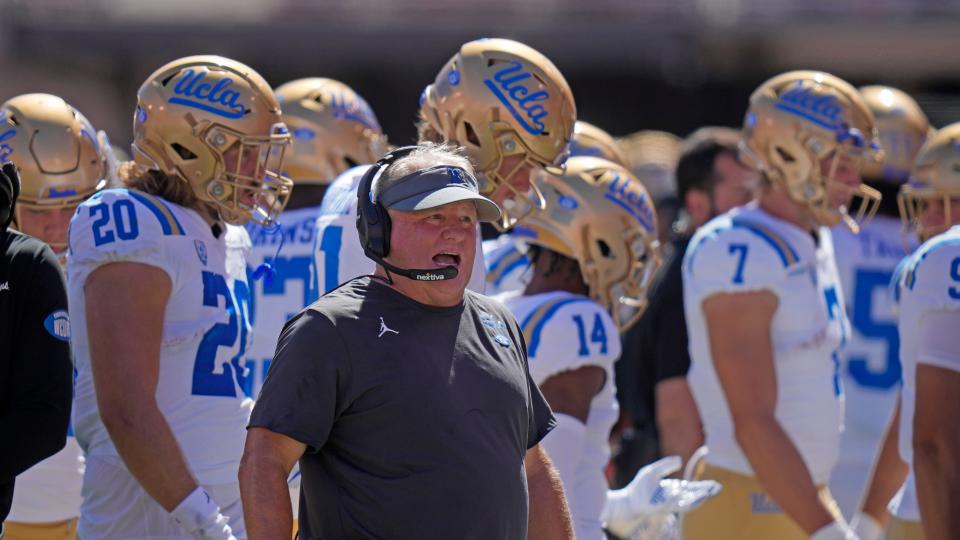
[618,513,680,540]
[811,520,859,540]
[850,512,882,540]
[170,487,237,540]
[602,456,722,538]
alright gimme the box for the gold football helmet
[898,122,960,241]
[740,70,882,232]
[0,93,107,247]
[274,78,388,184]
[419,38,576,226]
[859,85,930,183]
[518,156,661,331]
[569,121,628,166]
[133,55,292,226]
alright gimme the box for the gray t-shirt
[249,276,556,540]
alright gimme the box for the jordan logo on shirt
[378,317,399,338]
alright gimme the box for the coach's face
[386,200,478,305]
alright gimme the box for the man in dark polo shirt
[0,162,73,533]
[240,144,573,540]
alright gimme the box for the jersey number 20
[193,271,250,397]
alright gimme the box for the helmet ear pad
[356,145,419,261]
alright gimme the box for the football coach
[239,144,573,540]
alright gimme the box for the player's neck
[758,187,818,232]
[524,260,589,298]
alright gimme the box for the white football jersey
[500,290,620,540]
[68,188,252,486]
[483,234,531,296]
[683,203,847,484]
[891,225,960,521]
[244,205,322,399]
[828,216,912,515]
[313,165,486,296]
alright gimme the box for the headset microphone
[375,258,458,281]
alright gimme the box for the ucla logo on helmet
[0,126,15,161]
[329,91,381,131]
[169,68,246,119]
[775,81,845,132]
[605,174,656,233]
[483,60,550,136]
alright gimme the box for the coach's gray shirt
[249,276,556,540]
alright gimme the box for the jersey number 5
[193,271,250,397]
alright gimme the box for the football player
[311,37,576,295]
[502,156,719,539]
[67,56,292,540]
[483,120,626,297]
[682,71,882,540]
[1,93,107,540]
[244,78,387,398]
[859,123,960,540]
[829,86,930,522]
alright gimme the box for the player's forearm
[860,401,907,526]
[525,446,574,540]
[239,452,294,540]
[914,435,960,540]
[100,397,197,511]
[657,414,704,468]
[735,414,836,534]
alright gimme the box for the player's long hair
[118,161,212,216]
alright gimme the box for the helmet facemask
[199,123,292,227]
[898,182,960,243]
[757,124,881,233]
[584,225,661,332]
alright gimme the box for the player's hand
[170,487,238,540]
[602,456,721,538]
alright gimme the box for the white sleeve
[682,227,789,299]
[525,300,620,385]
[67,189,178,288]
[917,310,960,372]
[539,413,586,492]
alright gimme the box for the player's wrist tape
[850,511,882,540]
[170,487,222,533]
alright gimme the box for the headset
[0,162,20,233]
[356,145,458,281]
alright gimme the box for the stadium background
[3,0,959,153]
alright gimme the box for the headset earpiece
[356,146,419,259]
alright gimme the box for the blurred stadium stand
[1,0,959,149]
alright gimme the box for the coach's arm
[240,427,304,540]
[525,443,574,540]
